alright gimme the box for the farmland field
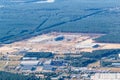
[0,0,120,44]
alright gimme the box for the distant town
[0,32,120,80]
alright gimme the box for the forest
[65,49,120,67]
[0,0,120,44]
[0,71,39,80]
[24,52,54,59]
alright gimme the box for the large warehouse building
[91,73,120,80]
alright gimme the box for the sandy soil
[0,32,120,54]
[99,67,120,72]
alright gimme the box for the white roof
[118,54,120,57]
[20,61,39,65]
[44,60,51,64]
[91,73,120,80]
[23,57,37,60]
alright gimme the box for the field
[0,0,120,44]
[0,61,7,70]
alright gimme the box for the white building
[118,54,120,58]
[91,73,120,80]
[20,61,39,66]
[20,61,39,71]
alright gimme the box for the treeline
[81,49,120,59]
[24,52,54,59]
[65,49,120,67]
[65,56,97,67]
[95,34,120,43]
[0,71,39,80]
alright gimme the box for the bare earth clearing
[0,32,120,55]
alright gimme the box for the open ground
[0,32,120,55]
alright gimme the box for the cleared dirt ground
[0,32,120,54]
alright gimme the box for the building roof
[22,57,37,60]
[112,63,120,66]
[44,60,51,65]
[43,64,53,70]
[21,65,33,70]
[20,61,39,66]
[91,73,120,80]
